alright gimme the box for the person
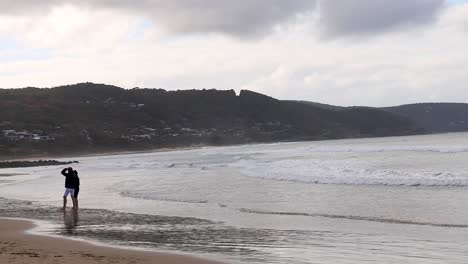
[72,170,80,209]
[61,167,76,210]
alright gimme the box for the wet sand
[0,218,224,264]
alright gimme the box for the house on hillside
[33,135,55,141]
[16,132,34,140]
[3,131,34,141]
[2,130,55,141]
[2,130,16,136]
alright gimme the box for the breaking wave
[306,145,468,153]
[229,159,468,187]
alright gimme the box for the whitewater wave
[199,141,468,155]
[229,159,468,187]
[307,145,468,153]
[239,208,468,228]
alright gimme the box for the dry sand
[0,218,225,264]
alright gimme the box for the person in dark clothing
[61,167,77,210]
[72,170,80,209]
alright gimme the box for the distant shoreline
[0,160,78,169]
[0,146,200,162]
[0,131,462,162]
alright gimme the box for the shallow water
[1,133,468,263]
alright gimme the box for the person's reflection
[63,209,79,234]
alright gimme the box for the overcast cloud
[0,0,447,38]
[1,0,468,106]
[88,0,317,37]
[0,0,316,38]
[318,0,445,37]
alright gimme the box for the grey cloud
[317,0,445,37]
[0,0,447,38]
[0,0,61,14]
[0,0,316,38]
[91,0,317,37]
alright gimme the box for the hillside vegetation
[0,83,423,158]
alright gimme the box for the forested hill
[0,83,420,157]
[384,103,468,133]
[291,101,468,134]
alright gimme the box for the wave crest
[307,145,468,153]
[229,159,468,187]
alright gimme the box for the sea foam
[306,145,468,153]
[229,158,468,187]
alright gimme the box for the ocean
[1,133,468,263]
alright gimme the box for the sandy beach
[0,218,224,264]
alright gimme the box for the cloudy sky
[1,0,468,106]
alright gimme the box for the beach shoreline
[0,144,217,162]
[0,218,224,264]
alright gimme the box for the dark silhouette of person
[72,170,80,209]
[61,167,77,210]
